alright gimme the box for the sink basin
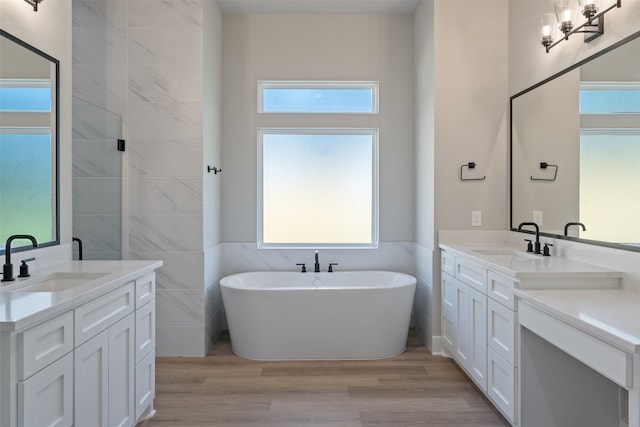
[473,249,520,256]
[18,272,109,292]
[471,248,539,259]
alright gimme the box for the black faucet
[517,222,541,254]
[564,222,586,236]
[314,250,320,273]
[73,237,84,260]
[2,234,38,282]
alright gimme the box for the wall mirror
[0,29,59,254]
[511,30,640,252]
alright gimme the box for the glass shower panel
[72,102,124,260]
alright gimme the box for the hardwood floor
[140,331,509,427]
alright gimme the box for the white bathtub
[220,271,416,360]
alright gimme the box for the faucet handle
[18,257,36,278]
[524,239,533,252]
[296,263,307,273]
[328,263,339,273]
[543,243,554,257]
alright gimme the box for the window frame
[257,127,379,250]
[257,80,379,114]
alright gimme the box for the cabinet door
[135,352,156,421]
[75,329,109,427]
[487,298,516,364]
[109,313,135,427]
[455,280,470,367]
[18,352,73,427]
[468,287,487,392]
[135,301,155,364]
[441,273,457,352]
[487,347,516,424]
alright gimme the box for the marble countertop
[515,287,640,355]
[0,260,162,331]
[439,242,623,281]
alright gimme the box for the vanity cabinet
[441,251,488,393]
[441,248,517,424]
[0,263,159,427]
[17,310,75,427]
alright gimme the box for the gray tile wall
[72,0,222,357]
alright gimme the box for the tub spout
[314,250,320,273]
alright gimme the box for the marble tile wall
[72,0,126,261]
[72,0,213,357]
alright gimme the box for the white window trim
[257,80,379,114]
[257,127,379,249]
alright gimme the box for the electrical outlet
[533,210,543,226]
[472,211,482,227]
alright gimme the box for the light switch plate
[472,211,482,227]
[533,210,543,226]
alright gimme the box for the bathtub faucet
[314,250,320,273]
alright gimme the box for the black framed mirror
[0,29,60,254]
[510,30,640,252]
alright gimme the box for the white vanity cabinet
[0,261,160,427]
[74,283,136,427]
[440,251,488,393]
[440,248,518,424]
[17,311,75,427]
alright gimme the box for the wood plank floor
[140,331,509,427]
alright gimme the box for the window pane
[0,133,54,243]
[0,87,51,111]
[259,81,378,113]
[580,132,640,245]
[580,89,640,113]
[260,130,376,247]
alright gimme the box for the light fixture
[539,0,621,52]
[24,0,43,11]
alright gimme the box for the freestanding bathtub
[220,271,416,360]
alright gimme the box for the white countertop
[0,260,162,331]
[439,243,623,281]
[515,287,640,355]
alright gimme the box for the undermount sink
[17,272,109,293]
[472,248,539,259]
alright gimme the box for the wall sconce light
[24,0,43,11]
[539,0,621,52]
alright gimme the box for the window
[580,82,640,114]
[0,79,55,244]
[579,82,640,246]
[258,128,378,249]
[258,81,378,113]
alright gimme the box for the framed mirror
[0,29,59,253]
[511,30,640,252]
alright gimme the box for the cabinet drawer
[519,301,632,387]
[135,301,155,363]
[441,250,455,276]
[487,347,516,424]
[488,298,516,365]
[18,352,74,427]
[455,257,487,293]
[135,273,156,309]
[75,283,135,345]
[135,352,156,421]
[488,271,517,310]
[18,311,74,380]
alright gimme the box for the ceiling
[215,0,422,15]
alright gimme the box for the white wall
[220,13,416,274]
[413,0,509,351]
[0,0,72,268]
